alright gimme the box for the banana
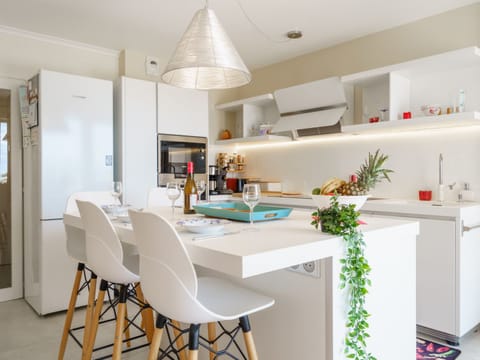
[320,177,345,195]
[320,178,336,194]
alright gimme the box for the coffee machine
[209,165,231,195]
[209,165,218,195]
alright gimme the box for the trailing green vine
[311,196,376,360]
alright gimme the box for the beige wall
[236,3,480,99]
[120,49,163,81]
[0,28,119,81]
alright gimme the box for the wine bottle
[183,161,198,214]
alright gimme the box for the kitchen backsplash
[216,126,480,201]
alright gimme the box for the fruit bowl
[311,194,370,211]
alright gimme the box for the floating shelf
[215,134,291,145]
[342,111,480,135]
[216,93,275,111]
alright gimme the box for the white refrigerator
[23,70,113,315]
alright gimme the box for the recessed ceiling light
[286,30,303,39]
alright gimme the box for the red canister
[226,178,238,192]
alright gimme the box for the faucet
[438,154,444,202]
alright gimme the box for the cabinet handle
[462,220,480,235]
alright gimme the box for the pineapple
[339,149,393,196]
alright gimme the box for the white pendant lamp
[161,3,251,90]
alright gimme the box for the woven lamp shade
[161,7,251,90]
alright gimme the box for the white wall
[0,26,119,81]
[237,125,480,201]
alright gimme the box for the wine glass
[242,183,261,229]
[166,182,181,219]
[196,180,206,202]
[112,181,123,205]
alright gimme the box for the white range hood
[272,77,347,138]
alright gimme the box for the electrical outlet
[287,260,321,278]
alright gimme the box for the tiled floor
[0,299,150,360]
[0,298,479,359]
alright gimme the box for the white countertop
[259,194,480,218]
[64,207,418,278]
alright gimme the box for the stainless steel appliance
[157,134,208,187]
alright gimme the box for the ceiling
[0,0,477,70]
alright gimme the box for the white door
[0,78,24,301]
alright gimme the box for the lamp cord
[231,0,290,43]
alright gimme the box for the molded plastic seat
[58,192,120,360]
[77,200,152,360]
[77,200,139,285]
[147,187,166,208]
[64,192,120,263]
[147,186,184,208]
[129,209,274,359]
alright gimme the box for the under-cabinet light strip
[233,125,480,151]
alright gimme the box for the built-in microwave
[157,134,208,187]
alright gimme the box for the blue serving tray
[193,202,292,222]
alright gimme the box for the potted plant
[311,196,376,360]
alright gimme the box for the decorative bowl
[421,105,441,116]
[311,194,370,211]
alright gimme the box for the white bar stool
[77,200,154,360]
[58,192,119,360]
[129,210,275,360]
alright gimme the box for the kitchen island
[64,207,418,360]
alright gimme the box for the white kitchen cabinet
[214,47,479,146]
[362,202,480,344]
[416,218,456,335]
[341,46,480,124]
[157,82,208,137]
[115,77,157,208]
[215,93,290,144]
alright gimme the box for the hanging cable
[231,0,292,43]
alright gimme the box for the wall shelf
[216,93,275,111]
[215,134,291,145]
[342,111,480,135]
[214,47,480,146]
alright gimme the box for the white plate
[177,218,231,234]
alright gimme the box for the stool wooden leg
[58,262,85,360]
[83,279,108,360]
[81,272,97,360]
[135,283,154,343]
[112,285,128,360]
[239,316,258,360]
[172,320,187,360]
[207,322,218,360]
[124,306,132,348]
[187,324,200,360]
[148,314,167,360]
